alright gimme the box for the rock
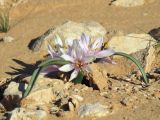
[111,0,154,7]
[120,96,138,106]
[145,46,156,72]
[0,0,4,6]
[152,91,160,99]
[71,95,84,102]
[21,76,67,108]
[108,33,157,72]
[108,33,156,54]
[8,108,47,120]
[78,103,110,118]
[0,36,14,43]
[29,21,106,52]
[90,63,108,91]
[69,102,75,112]
[3,82,25,97]
[1,82,26,110]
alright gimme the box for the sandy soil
[0,0,160,120]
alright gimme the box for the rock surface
[8,108,47,120]
[21,76,66,108]
[111,0,154,7]
[78,102,111,118]
[108,33,156,54]
[90,63,108,91]
[29,21,106,52]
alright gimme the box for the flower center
[75,60,84,68]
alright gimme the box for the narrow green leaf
[38,58,70,67]
[23,67,42,98]
[23,59,70,98]
[73,71,84,83]
[114,52,148,84]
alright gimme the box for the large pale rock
[145,46,156,72]
[78,103,111,118]
[111,0,154,7]
[29,21,106,52]
[21,76,67,108]
[108,33,156,54]
[108,33,157,72]
[8,108,47,120]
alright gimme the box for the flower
[58,40,93,81]
[79,33,115,62]
[42,33,115,79]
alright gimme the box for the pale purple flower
[42,33,115,79]
[59,40,93,81]
[79,33,115,61]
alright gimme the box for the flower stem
[113,52,148,84]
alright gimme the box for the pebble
[72,95,84,102]
[78,103,110,118]
[69,102,75,112]
[1,36,14,43]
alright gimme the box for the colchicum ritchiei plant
[23,33,148,98]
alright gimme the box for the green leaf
[38,58,70,67]
[113,52,148,84]
[23,67,42,98]
[23,58,70,98]
[73,71,84,83]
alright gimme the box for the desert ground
[0,0,160,120]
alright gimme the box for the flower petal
[41,65,59,75]
[48,45,56,58]
[91,37,103,50]
[99,58,116,64]
[95,49,115,58]
[59,64,74,72]
[69,69,79,81]
[61,54,74,62]
[79,33,90,51]
[55,35,63,46]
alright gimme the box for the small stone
[8,108,47,120]
[78,103,110,118]
[120,96,138,106]
[100,92,112,98]
[152,91,160,99]
[111,0,154,7]
[72,95,84,102]
[90,63,108,91]
[1,36,14,43]
[71,99,79,109]
[69,102,75,112]
[50,106,59,114]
